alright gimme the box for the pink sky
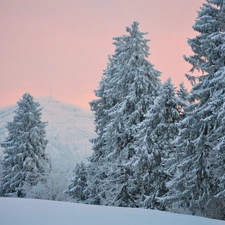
[1,0,204,109]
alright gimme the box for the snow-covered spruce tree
[177,82,189,103]
[0,160,3,196]
[86,21,162,207]
[85,56,119,205]
[89,55,117,163]
[169,0,225,219]
[132,78,182,209]
[65,162,88,202]
[0,93,49,197]
[176,82,190,119]
[212,95,225,210]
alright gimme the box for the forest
[1,0,225,220]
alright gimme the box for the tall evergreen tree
[169,0,225,219]
[89,55,117,163]
[65,162,88,202]
[86,21,162,206]
[0,93,49,197]
[87,56,120,206]
[177,82,189,102]
[132,78,182,209]
[176,82,190,119]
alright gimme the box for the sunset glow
[1,0,204,109]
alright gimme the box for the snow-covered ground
[1,198,224,225]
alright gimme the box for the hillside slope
[1,198,224,225]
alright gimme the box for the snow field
[1,197,224,225]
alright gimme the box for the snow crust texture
[1,197,224,225]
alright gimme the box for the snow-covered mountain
[0,96,95,171]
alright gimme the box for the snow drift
[1,197,224,225]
